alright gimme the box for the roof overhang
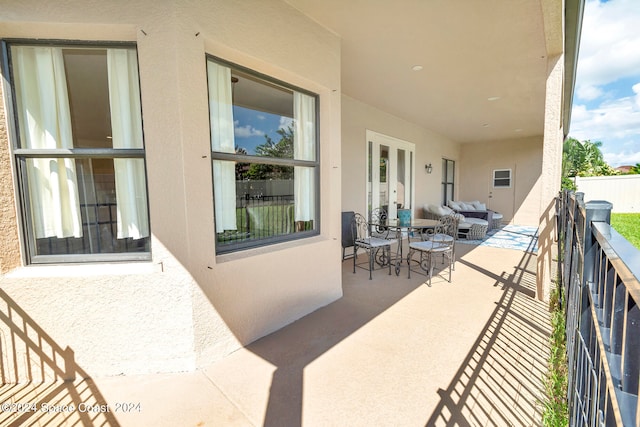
[285,0,584,145]
[563,0,586,139]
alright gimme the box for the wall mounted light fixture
[425,163,433,174]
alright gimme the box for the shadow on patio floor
[0,288,119,427]
[204,243,551,426]
[424,247,550,426]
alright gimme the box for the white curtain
[12,46,82,239]
[107,48,149,240]
[207,61,237,233]
[293,92,316,222]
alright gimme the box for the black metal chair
[341,211,355,260]
[352,212,393,279]
[407,215,456,286]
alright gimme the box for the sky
[233,106,292,155]
[570,0,640,167]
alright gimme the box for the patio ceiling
[285,0,565,144]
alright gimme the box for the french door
[366,130,415,220]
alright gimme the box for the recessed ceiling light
[514,128,523,132]
[412,65,423,71]
[487,96,500,101]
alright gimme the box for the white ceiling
[285,0,558,144]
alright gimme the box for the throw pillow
[427,204,440,214]
[448,200,462,210]
[453,213,465,222]
[441,205,454,215]
[471,201,485,210]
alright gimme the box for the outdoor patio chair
[341,211,355,260]
[458,218,488,240]
[407,218,454,286]
[424,215,458,271]
[369,208,394,240]
[352,212,393,280]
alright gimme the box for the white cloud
[602,150,640,167]
[570,0,640,167]
[234,120,265,138]
[279,116,293,130]
[571,91,640,140]
[571,87,640,166]
[575,0,640,97]
[576,84,603,101]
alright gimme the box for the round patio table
[384,218,439,275]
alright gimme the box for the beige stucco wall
[458,137,543,226]
[537,54,565,302]
[0,82,21,274]
[341,95,460,216]
[0,0,342,378]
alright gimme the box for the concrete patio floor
[0,243,552,427]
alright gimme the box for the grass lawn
[611,213,640,250]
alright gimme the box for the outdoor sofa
[423,204,489,240]
[447,200,503,230]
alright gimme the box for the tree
[235,146,249,180]
[244,126,294,180]
[562,138,617,190]
[629,163,640,174]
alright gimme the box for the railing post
[583,200,613,288]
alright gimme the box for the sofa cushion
[472,201,487,210]
[440,205,455,216]
[458,217,488,228]
[425,204,457,217]
[426,203,440,214]
[448,200,462,210]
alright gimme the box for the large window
[4,42,150,263]
[442,158,455,206]
[206,57,319,254]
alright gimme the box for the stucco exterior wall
[458,137,543,226]
[341,95,460,216]
[0,0,342,378]
[0,82,21,274]
[537,54,565,302]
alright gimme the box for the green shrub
[611,213,640,250]
[542,282,568,427]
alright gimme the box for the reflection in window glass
[207,57,319,253]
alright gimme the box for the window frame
[492,168,512,188]
[206,55,321,254]
[441,158,455,206]
[2,39,152,264]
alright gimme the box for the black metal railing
[217,195,313,251]
[236,194,295,240]
[36,202,149,256]
[558,191,640,426]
